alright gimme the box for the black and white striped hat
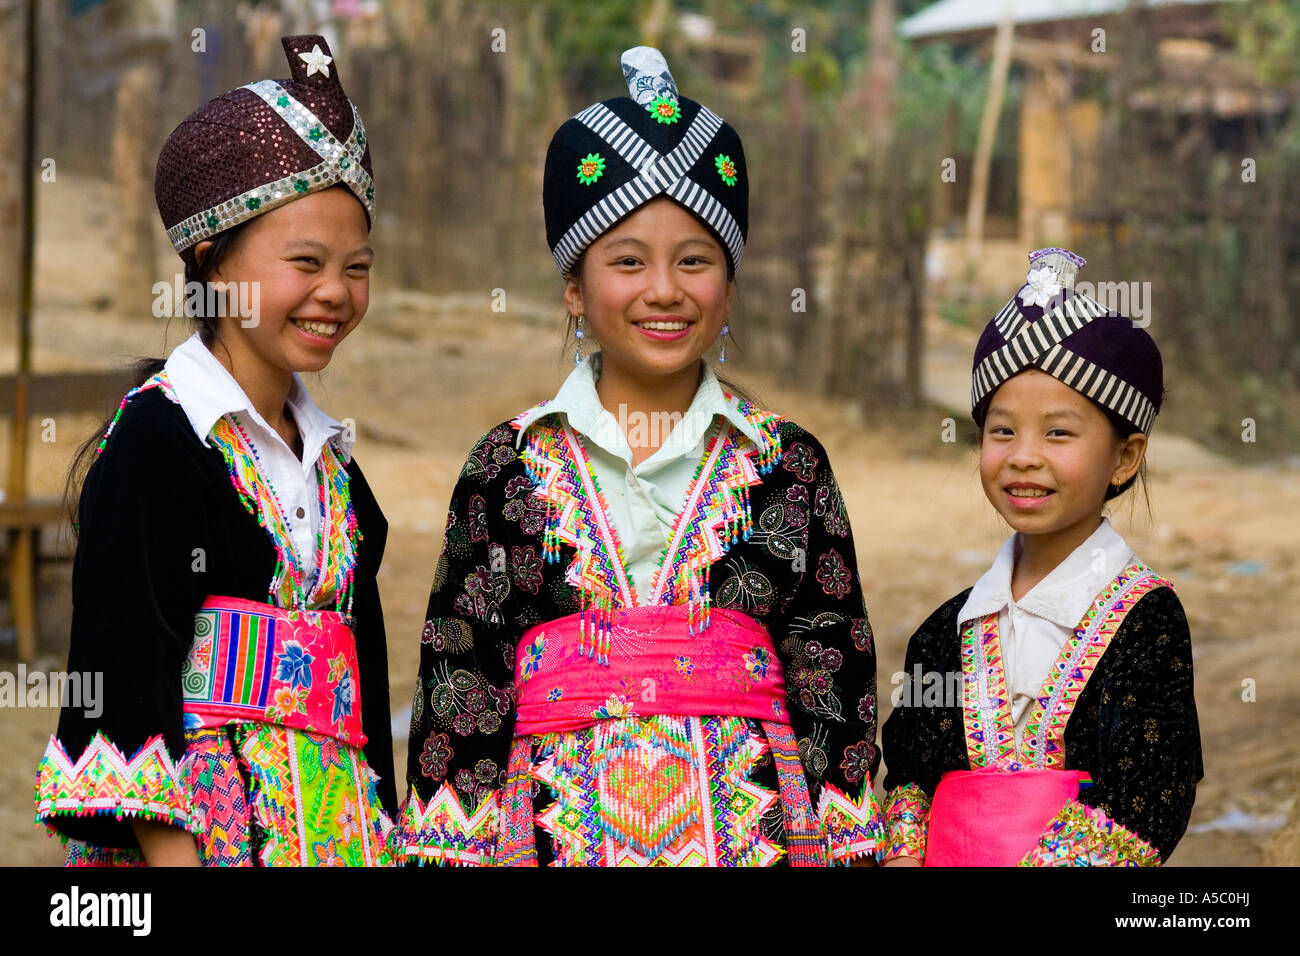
[543,46,748,276]
[971,248,1164,434]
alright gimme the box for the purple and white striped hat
[971,248,1164,434]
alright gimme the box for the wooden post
[0,0,24,345]
[10,0,37,661]
[964,0,1014,274]
[111,60,161,316]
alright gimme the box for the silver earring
[574,314,586,366]
[719,320,730,364]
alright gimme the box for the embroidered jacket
[881,569,1202,865]
[33,382,397,860]
[400,404,881,864]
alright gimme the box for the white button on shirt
[513,353,767,603]
[163,333,353,576]
[956,517,1138,746]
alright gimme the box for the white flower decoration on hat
[1019,265,1063,309]
[299,44,332,77]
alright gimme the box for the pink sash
[499,604,827,866]
[512,605,790,736]
[925,766,1085,866]
[181,595,366,748]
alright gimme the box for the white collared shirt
[163,333,352,575]
[956,517,1138,745]
[513,352,767,602]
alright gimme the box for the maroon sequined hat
[971,248,1164,435]
[154,35,373,256]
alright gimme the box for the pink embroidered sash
[925,766,1087,866]
[181,595,366,748]
[501,604,827,866]
[512,605,791,736]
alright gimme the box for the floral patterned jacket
[399,407,880,864]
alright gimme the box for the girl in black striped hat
[881,248,1203,867]
[397,47,884,867]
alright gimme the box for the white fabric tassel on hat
[621,46,680,105]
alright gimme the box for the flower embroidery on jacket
[816,549,852,599]
[511,545,544,595]
[839,739,876,784]
[782,442,819,483]
[467,494,489,543]
[419,731,452,780]
[851,617,874,653]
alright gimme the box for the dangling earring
[573,314,586,366]
[719,319,731,364]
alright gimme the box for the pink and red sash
[500,604,827,866]
[181,595,366,748]
[513,605,791,736]
[925,766,1087,866]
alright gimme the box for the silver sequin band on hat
[166,80,375,254]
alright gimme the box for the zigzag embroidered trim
[817,778,886,863]
[961,563,1171,771]
[1018,798,1161,867]
[881,783,931,864]
[95,374,176,456]
[518,419,633,662]
[98,372,364,616]
[207,414,361,614]
[395,783,499,866]
[1021,567,1171,768]
[513,401,784,657]
[34,732,201,837]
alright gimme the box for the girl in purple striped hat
[881,248,1202,867]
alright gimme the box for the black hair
[62,221,252,532]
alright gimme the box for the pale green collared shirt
[513,353,766,602]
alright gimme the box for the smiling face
[564,198,732,384]
[979,369,1147,548]
[201,186,373,382]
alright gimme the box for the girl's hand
[132,820,201,867]
[882,855,922,867]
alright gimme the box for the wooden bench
[2,368,135,660]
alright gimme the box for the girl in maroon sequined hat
[39,36,398,867]
[155,34,374,261]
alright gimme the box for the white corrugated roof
[899,0,1229,39]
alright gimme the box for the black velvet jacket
[883,585,1203,861]
[49,386,396,849]
[403,415,880,862]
